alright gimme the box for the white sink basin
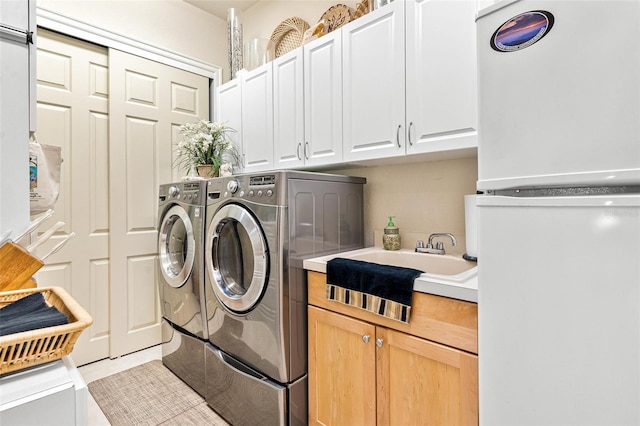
[303,247,478,302]
[343,249,475,276]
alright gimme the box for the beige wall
[37,0,227,74]
[326,157,478,256]
[36,1,358,82]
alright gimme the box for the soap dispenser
[383,216,401,251]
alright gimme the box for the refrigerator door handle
[489,185,640,198]
[0,24,30,44]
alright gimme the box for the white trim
[36,7,222,84]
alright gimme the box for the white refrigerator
[476,1,640,425]
[0,0,35,238]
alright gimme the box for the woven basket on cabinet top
[353,0,370,19]
[321,4,353,33]
[0,286,93,375]
[270,17,310,58]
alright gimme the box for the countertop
[303,247,478,303]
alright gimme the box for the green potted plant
[175,120,240,177]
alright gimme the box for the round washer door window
[159,205,195,288]
[205,204,269,313]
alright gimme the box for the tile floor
[78,345,162,425]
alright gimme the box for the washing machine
[202,171,365,426]
[157,180,208,397]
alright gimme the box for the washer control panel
[159,181,202,204]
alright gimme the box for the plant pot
[197,165,218,178]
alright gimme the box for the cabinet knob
[304,141,310,160]
[396,125,402,148]
[362,335,370,344]
[296,143,302,160]
[376,338,383,348]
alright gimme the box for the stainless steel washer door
[206,204,268,313]
[159,205,195,288]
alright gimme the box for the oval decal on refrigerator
[491,11,554,52]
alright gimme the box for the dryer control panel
[207,174,279,206]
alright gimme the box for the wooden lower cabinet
[376,327,478,426]
[308,306,376,426]
[308,279,478,425]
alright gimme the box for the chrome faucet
[415,233,457,255]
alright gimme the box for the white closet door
[108,49,209,358]
[36,32,209,363]
[35,29,110,367]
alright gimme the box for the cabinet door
[241,63,273,172]
[216,79,243,172]
[406,0,478,155]
[376,327,478,426]
[308,306,376,426]
[273,49,305,169]
[304,30,343,167]
[342,1,405,162]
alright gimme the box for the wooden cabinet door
[241,62,273,172]
[308,306,377,426]
[376,327,478,426]
[342,0,405,162]
[405,0,478,156]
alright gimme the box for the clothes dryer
[157,180,208,397]
[203,171,365,426]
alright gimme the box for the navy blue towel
[0,306,69,336]
[0,292,48,321]
[0,293,69,336]
[326,258,423,323]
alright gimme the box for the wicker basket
[320,4,353,33]
[353,0,371,19]
[0,286,93,375]
[270,17,310,58]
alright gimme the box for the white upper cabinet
[274,30,343,170]
[405,0,477,156]
[342,1,405,162]
[216,78,243,173]
[343,0,477,162]
[303,30,343,167]
[241,62,274,172]
[216,0,478,171]
[273,49,305,169]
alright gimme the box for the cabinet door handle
[304,141,310,160]
[362,335,370,344]
[396,125,402,148]
[408,122,414,146]
[376,338,383,348]
[296,143,302,160]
